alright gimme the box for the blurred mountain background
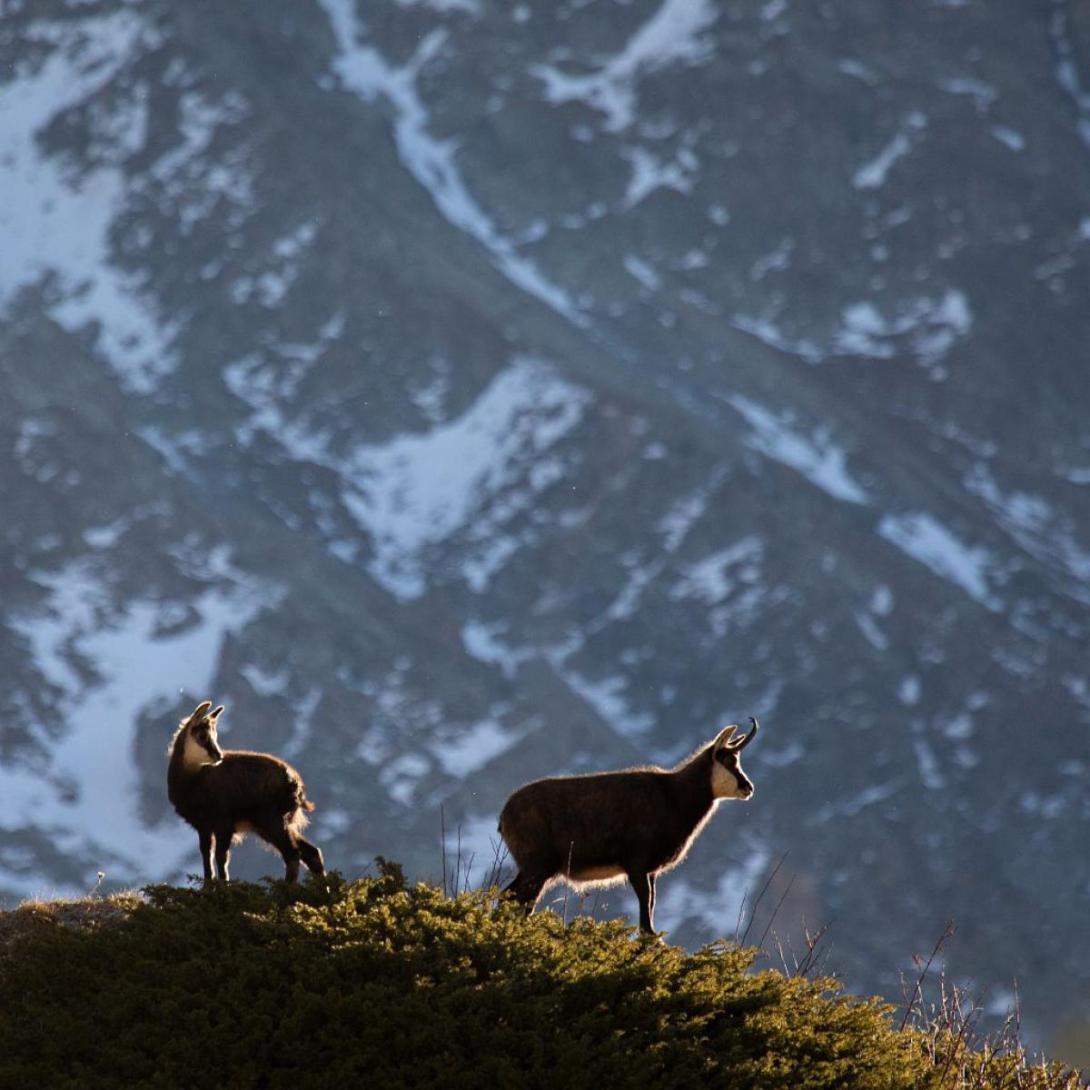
[2,0,1089,1056]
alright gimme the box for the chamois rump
[167,700,325,883]
[499,718,758,934]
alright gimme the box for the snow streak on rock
[878,513,997,609]
[320,0,585,325]
[728,396,868,504]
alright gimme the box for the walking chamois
[499,718,759,933]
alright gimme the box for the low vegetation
[0,864,1082,1090]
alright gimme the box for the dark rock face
[2,0,1089,1043]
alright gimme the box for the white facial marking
[711,753,751,799]
[182,729,218,770]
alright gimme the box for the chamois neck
[167,726,214,789]
[666,745,717,823]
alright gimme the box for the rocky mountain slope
[2,0,1090,1047]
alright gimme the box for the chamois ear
[208,705,225,723]
[188,700,212,723]
[713,724,739,750]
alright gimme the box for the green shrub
[0,864,1081,1090]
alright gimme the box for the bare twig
[562,840,575,926]
[440,806,448,898]
[755,871,796,955]
[899,920,957,1033]
[793,921,831,978]
[739,850,789,946]
[481,836,510,893]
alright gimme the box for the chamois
[167,700,325,883]
[499,718,758,934]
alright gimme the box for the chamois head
[178,700,225,770]
[710,716,758,800]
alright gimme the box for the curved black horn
[732,717,759,750]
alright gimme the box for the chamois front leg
[503,870,549,913]
[199,829,214,885]
[214,824,234,881]
[628,871,655,934]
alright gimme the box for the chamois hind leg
[199,829,214,885]
[296,835,325,877]
[263,820,303,883]
[214,823,234,881]
[503,869,549,913]
[628,871,655,934]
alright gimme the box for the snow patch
[556,669,655,739]
[991,125,1025,152]
[230,221,319,308]
[396,0,479,11]
[380,752,431,805]
[461,621,528,678]
[240,663,290,697]
[914,735,945,790]
[879,513,997,608]
[433,719,521,778]
[0,10,178,393]
[624,254,662,291]
[342,358,590,598]
[730,314,824,363]
[728,396,868,504]
[898,676,921,706]
[671,537,763,606]
[533,0,718,132]
[834,290,971,367]
[853,132,911,190]
[621,144,697,208]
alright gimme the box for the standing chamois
[167,700,325,883]
[498,718,759,934]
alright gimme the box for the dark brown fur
[499,721,757,934]
[167,701,325,883]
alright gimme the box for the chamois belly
[562,865,627,890]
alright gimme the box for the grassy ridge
[0,863,1082,1090]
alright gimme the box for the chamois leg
[199,829,214,885]
[214,824,234,881]
[264,822,303,883]
[297,836,325,877]
[628,871,655,934]
[648,873,657,928]
[503,870,549,913]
